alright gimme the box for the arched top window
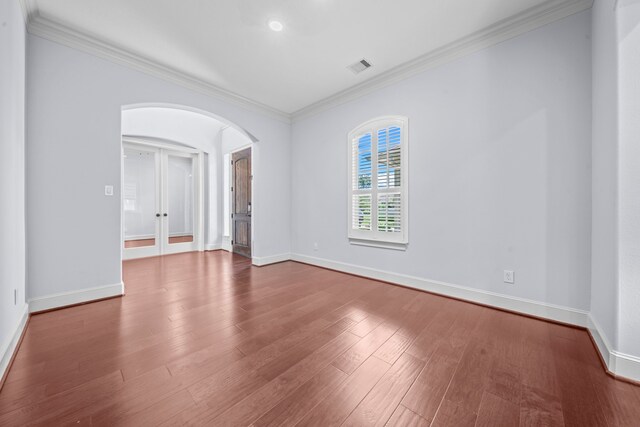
[348,116,408,249]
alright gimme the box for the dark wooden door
[232,148,252,258]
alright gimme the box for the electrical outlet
[104,185,114,196]
[504,270,515,284]
[313,242,319,251]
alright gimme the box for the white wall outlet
[504,270,515,284]
[313,242,319,251]
[104,185,114,196]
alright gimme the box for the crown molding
[20,2,291,124]
[18,0,37,24]
[290,0,594,122]
[20,0,593,124]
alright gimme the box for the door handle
[163,213,168,217]
[156,213,160,218]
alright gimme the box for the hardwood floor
[1,251,638,426]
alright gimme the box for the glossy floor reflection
[0,251,638,426]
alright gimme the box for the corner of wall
[588,313,640,382]
[0,303,29,388]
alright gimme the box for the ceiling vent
[348,59,372,74]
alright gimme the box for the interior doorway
[122,141,204,260]
[231,147,252,258]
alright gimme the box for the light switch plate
[105,185,114,196]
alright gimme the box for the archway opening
[120,103,255,263]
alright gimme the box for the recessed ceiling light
[268,20,284,32]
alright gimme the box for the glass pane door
[123,145,160,259]
[163,152,197,254]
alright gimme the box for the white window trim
[348,115,408,248]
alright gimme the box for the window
[348,116,408,248]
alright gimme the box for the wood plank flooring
[1,251,638,426]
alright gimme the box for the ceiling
[29,0,591,117]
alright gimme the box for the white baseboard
[612,352,640,383]
[588,315,640,382]
[125,234,194,241]
[252,253,292,267]
[0,304,29,386]
[221,237,232,253]
[205,243,222,251]
[28,282,124,313]
[290,253,590,327]
[124,234,155,241]
[169,232,194,238]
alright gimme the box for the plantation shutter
[376,126,402,234]
[351,132,373,232]
[348,117,407,246]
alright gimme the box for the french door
[123,143,202,260]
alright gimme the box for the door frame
[228,143,254,259]
[122,138,205,260]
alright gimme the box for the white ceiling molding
[19,0,291,124]
[20,0,592,124]
[18,0,37,24]
[290,0,594,122]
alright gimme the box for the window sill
[349,238,407,251]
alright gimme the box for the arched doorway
[120,104,256,260]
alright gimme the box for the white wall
[588,0,640,380]
[121,107,224,148]
[221,127,252,154]
[0,0,28,376]
[208,131,222,248]
[26,34,291,301]
[291,11,592,311]
[616,0,640,359]
[590,0,619,353]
